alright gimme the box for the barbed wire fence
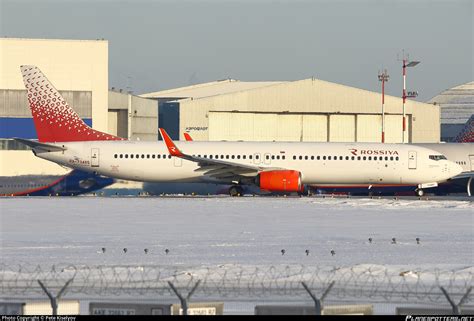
[1,264,472,314]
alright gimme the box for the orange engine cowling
[257,170,302,192]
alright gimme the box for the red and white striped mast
[399,51,420,143]
[378,70,389,143]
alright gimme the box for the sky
[1,0,472,101]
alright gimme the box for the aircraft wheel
[229,185,243,197]
[416,189,424,197]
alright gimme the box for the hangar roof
[428,81,474,124]
[140,79,285,100]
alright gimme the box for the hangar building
[142,78,440,144]
[427,81,474,142]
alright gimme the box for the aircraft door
[91,148,100,167]
[469,155,474,171]
[253,153,261,165]
[408,151,417,169]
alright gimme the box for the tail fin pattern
[20,65,123,142]
[454,115,474,143]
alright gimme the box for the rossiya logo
[349,149,399,156]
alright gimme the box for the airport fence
[0,264,472,314]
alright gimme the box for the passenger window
[396,156,399,161]
[249,155,253,160]
[351,156,355,160]
[368,156,371,161]
[317,156,321,160]
[323,156,326,160]
[141,154,145,159]
[357,156,361,160]
[282,156,286,160]
[299,156,303,160]
[345,156,349,160]
[125,154,129,159]
[120,154,123,159]
[237,155,241,159]
[131,154,134,159]
[276,155,280,160]
[390,156,393,161]
[157,155,161,159]
[265,155,269,160]
[256,155,260,159]
[152,155,155,159]
[363,156,366,161]
[311,156,314,160]
[293,156,296,160]
[305,156,308,160]
[271,155,274,160]
[328,156,332,160]
[385,156,388,161]
[243,155,246,159]
[114,154,117,158]
[168,155,172,159]
[232,155,235,159]
[226,155,229,159]
[339,156,343,160]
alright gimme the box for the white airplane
[15,65,462,196]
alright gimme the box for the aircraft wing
[448,171,474,180]
[159,129,280,181]
[13,138,67,152]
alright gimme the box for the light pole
[401,55,420,143]
[378,70,389,143]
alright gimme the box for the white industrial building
[0,38,156,177]
[142,78,441,144]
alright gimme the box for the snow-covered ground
[1,196,472,269]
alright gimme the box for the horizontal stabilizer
[13,138,66,152]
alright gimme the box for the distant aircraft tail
[20,65,123,143]
[454,115,474,143]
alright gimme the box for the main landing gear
[415,189,424,197]
[229,185,244,197]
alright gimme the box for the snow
[1,196,472,269]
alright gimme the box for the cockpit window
[429,155,447,161]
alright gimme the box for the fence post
[440,286,472,315]
[168,280,201,315]
[302,281,335,315]
[37,278,74,315]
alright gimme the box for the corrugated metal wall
[208,111,415,143]
[0,89,91,117]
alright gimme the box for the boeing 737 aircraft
[15,65,463,196]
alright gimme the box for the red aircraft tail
[454,115,474,143]
[20,65,123,143]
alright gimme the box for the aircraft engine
[256,170,302,192]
